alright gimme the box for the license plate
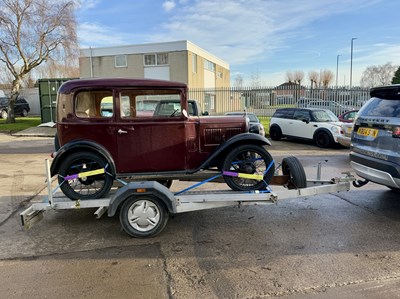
[357,127,378,138]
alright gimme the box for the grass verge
[0,117,41,133]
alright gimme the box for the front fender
[200,133,272,169]
[50,140,116,177]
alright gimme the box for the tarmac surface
[1,128,400,298]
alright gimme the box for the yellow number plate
[357,127,378,138]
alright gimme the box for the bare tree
[250,70,262,87]
[308,70,319,89]
[0,0,77,123]
[285,71,294,83]
[293,70,304,84]
[320,69,334,88]
[233,74,244,88]
[360,62,397,88]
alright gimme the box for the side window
[293,110,310,121]
[120,89,182,118]
[75,90,113,118]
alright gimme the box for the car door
[285,110,314,139]
[115,89,195,174]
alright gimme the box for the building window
[144,53,168,66]
[157,53,168,65]
[204,59,215,72]
[192,54,197,73]
[115,55,127,68]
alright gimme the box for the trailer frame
[20,159,355,237]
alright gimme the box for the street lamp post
[350,37,357,89]
[336,54,341,88]
[336,54,341,102]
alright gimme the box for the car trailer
[20,158,355,238]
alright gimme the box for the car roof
[59,78,187,94]
[370,84,400,100]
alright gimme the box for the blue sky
[75,0,400,86]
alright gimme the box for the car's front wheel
[222,144,275,191]
[58,151,114,200]
[21,109,28,117]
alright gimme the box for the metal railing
[188,85,370,117]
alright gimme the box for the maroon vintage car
[51,78,275,200]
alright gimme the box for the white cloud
[163,1,176,12]
[78,22,132,48]
[148,0,383,65]
[74,0,100,10]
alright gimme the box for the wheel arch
[313,128,334,141]
[50,140,116,177]
[200,133,272,169]
[108,181,177,217]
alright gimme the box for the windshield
[311,110,339,122]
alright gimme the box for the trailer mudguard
[108,181,177,216]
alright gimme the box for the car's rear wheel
[58,151,114,200]
[269,126,282,141]
[314,131,332,148]
[222,144,275,191]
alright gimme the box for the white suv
[269,108,343,148]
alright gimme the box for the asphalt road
[1,134,400,299]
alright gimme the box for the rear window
[359,97,400,117]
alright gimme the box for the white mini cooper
[269,107,343,148]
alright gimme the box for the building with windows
[79,40,230,89]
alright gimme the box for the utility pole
[350,37,357,89]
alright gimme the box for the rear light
[392,126,400,138]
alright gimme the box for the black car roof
[370,84,400,100]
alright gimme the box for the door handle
[118,129,128,134]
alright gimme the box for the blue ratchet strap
[174,173,223,195]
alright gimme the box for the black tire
[21,108,28,117]
[119,195,169,238]
[282,156,307,189]
[58,151,113,200]
[222,144,275,191]
[1,110,7,119]
[314,131,332,148]
[269,126,282,141]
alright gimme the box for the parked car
[52,78,275,200]
[300,99,352,116]
[269,107,343,148]
[225,112,265,136]
[338,110,358,123]
[337,122,354,147]
[350,84,400,191]
[0,96,30,119]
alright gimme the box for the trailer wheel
[58,151,113,200]
[222,144,275,191]
[282,156,307,189]
[120,195,169,238]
